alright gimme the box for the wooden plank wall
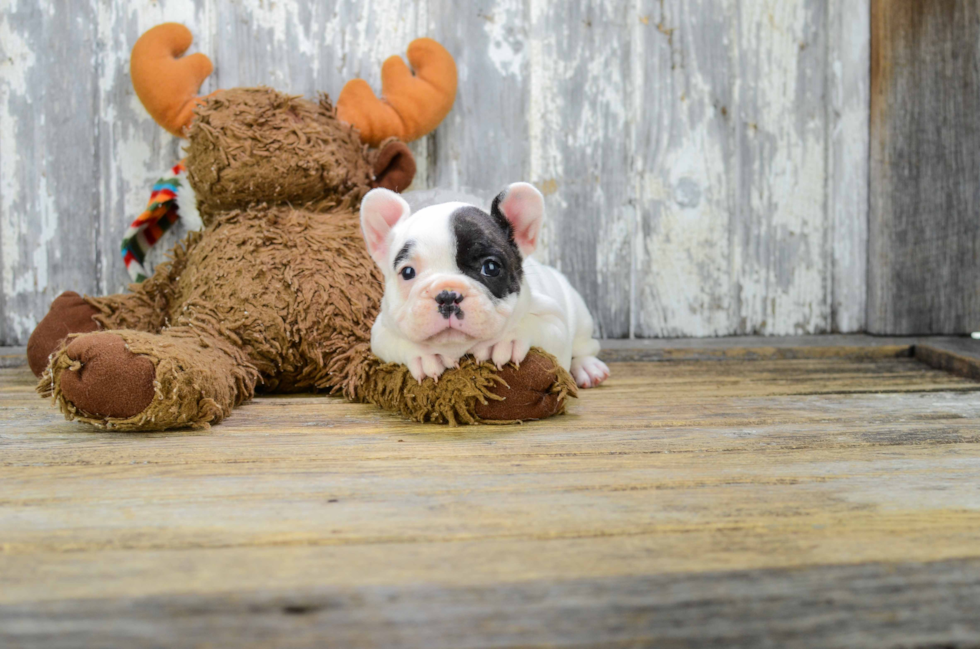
[869,0,980,335]
[0,0,870,345]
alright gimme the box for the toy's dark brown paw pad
[27,291,101,377]
[60,333,155,419]
[474,353,561,421]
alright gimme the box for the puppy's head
[360,182,544,347]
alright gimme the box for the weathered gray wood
[829,0,870,333]
[599,334,918,362]
[634,0,869,338]
[0,345,25,368]
[209,0,420,96]
[915,337,980,382]
[633,0,738,337]
[0,0,101,342]
[869,0,980,335]
[4,559,980,648]
[528,0,634,338]
[424,0,530,198]
[733,0,830,336]
[3,353,980,646]
[0,0,874,344]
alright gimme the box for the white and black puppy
[360,182,609,389]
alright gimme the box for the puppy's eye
[400,266,416,280]
[481,259,502,278]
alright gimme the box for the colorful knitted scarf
[121,161,188,282]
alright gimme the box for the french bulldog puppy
[360,182,609,389]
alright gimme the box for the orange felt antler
[337,38,457,147]
[130,23,213,138]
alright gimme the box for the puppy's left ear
[360,188,410,266]
[492,182,544,257]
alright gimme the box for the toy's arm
[336,39,457,147]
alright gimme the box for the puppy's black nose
[435,291,463,306]
[435,291,464,320]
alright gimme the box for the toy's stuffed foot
[474,351,569,421]
[39,328,259,431]
[27,291,101,377]
[58,333,156,419]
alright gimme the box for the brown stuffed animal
[27,23,575,430]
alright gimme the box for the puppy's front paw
[571,355,610,389]
[474,338,531,370]
[407,354,455,384]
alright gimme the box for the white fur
[361,185,609,389]
[174,167,203,232]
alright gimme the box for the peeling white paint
[734,0,830,335]
[0,0,871,344]
[0,14,35,94]
[0,11,36,301]
[829,0,870,333]
[482,0,525,78]
[634,0,736,337]
[639,116,734,337]
[27,169,58,295]
[526,0,562,268]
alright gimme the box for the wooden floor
[4,343,980,647]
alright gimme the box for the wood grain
[599,333,917,362]
[424,0,530,199]
[4,561,980,648]
[829,0,870,334]
[634,0,870,338]
[869,0,980,334]
[915,337,980,382]
[733,0,829,336]
[3,356,980,644]
[0,0,873,344]
[0,0,101,342]
[527,0,634,338]
[633,0,737,337]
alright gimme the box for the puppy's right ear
[360,188,410,266]
[492,182,544,257]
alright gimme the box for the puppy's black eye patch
[393,240,414,270]
[451,206,522,300]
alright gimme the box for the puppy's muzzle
[435,290,464,320]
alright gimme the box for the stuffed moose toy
[27,23,575,430]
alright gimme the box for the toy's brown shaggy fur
[31,88,575,430]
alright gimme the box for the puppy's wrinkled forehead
[389,201,523,299]
[389,202,459,270]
